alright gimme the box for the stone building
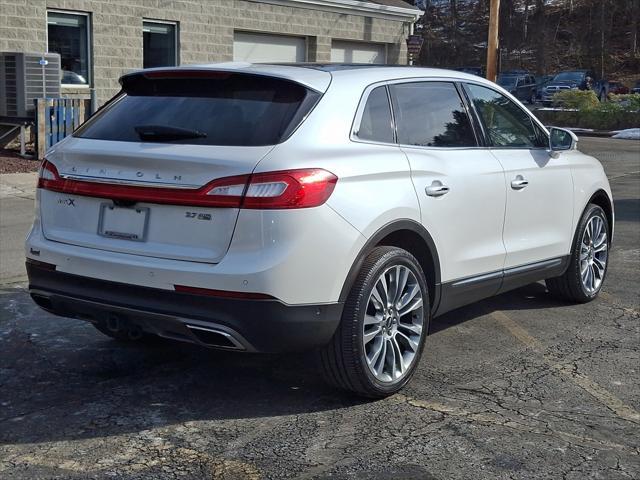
[0,0,420,105]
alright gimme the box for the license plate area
[98,204,149,242]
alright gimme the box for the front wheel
[546,204,610,302]
[318,246,429,398]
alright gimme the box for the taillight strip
[39,160,248,208]
[39,160,338,209]
[58,174,201,189]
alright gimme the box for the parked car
[535,74,555,98]
[607,81,629,95]
[454,66,484,77]
[27,64,614,397]
[632,80,640,94]
[497,72,538,103]
[541,70,607,105]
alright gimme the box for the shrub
[533,108,640,131]
[538,90,640,130]
[552,89,600,109]
[608,93,640,111]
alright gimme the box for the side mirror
[549,127,578,156]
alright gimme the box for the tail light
[38,160,337,209]
[242,169,337,209]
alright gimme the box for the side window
[356,86,394,144]
[466,84,547,148]
[390,82,476,147]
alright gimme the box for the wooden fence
[36,98,91,159]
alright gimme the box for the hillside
[408,0,640,83]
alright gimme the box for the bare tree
[631,0,639,55]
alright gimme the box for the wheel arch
[587,189,614,242]
[338,220,441,313]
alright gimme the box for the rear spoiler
[119,65,331,93]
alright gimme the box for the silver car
[27,63,614,397]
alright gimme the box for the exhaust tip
[31,293,53,311]
[186,325,244,350]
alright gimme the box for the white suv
[26,64,613,397]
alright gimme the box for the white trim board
[251,0,422,22]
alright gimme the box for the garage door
[331,40,386,64]
[233,32,306,63]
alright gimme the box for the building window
[47,11,90,86]
[143,21,178,68]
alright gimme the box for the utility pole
[486,0,500,82]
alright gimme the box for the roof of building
[272,0,421,20]
[367,0,418,9]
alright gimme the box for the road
[0,137,638,479]
[0,173,35,284]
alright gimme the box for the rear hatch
[39,68,324,263]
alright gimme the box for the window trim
[47,9,92,88]
[461,81,550,150]
[351,76,550,151]
[143,19,180,68]
[350,81,397,146]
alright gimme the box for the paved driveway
[0,137,638,479]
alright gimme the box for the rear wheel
[319,246,429,398]
[546,204,610,302]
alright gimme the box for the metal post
[90,87,97,115]
[408,22,414,66]
[39,55,48,99]
[19,125,26,157]
[486,0,500,82]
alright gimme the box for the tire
[92,319,155,343]
[318,246,430,398]
[546,204,610,303]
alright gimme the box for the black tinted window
[466,84,547,148]
[357,86,394,143]
[76,72,320,146]
[390,82,476,147]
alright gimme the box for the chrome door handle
[425,181,450,197]
[511,175,529,190]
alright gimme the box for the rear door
[390,81,507,292]
[464,83,574,269]
[40,70,322,263]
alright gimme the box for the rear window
[75,71,321,146]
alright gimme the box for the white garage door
[331,40,386,64]
[233,32,306,63]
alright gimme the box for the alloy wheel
[580,214,608,294]
[363,265,424,383]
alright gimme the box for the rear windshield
[75,72,321,146]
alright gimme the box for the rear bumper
[27,261,343,353]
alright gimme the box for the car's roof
[130,62,495,93]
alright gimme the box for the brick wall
[1,0,411,105]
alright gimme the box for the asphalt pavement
[0,137,638,479]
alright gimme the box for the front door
[464,83,574,270]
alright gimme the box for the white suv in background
[26,64,613,397]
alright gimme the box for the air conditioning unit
[0,52,61,117]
